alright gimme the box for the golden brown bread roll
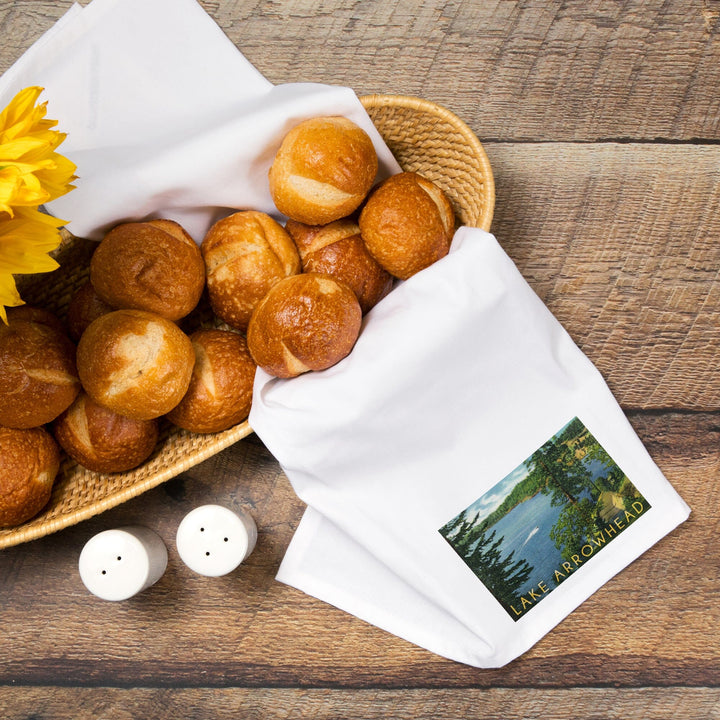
[0,307,81,428]
[166,329,256,433]
[76,309,195,421]
[53,392,159,473]
[358,171,455,279]
[5,305,67,333]
[247,273,362,378]
[0,426,60,527]
[90,219,205,321]
[269,116,378,225]
[67,280,115,341]
[285,218,393,314]
[201,211,301,331]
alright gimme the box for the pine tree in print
[527,419,603,516]
[440,515,533,613]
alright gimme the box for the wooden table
[1,1,719,717]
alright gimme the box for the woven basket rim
[0,422,253,549]
[359,93,495,231]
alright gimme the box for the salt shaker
[176,504,257,577]
[78,526,168,601]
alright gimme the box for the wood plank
[215,0,720,142]
[0,412,714,687]
[3,687,720,720]
[0,1,718,142]
[0,0,71,63]
[487,142,720,410]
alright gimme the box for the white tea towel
[250,228,691,667]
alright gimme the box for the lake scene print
[439,417,650,620]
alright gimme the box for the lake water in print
[491,490,565,597]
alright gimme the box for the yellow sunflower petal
[0,207,65,254]
[7,184,50,209]
[13,205,68,227]
[34,155,77,201]
[0,136,53,161]
[0,273,24,324]
[0,216,59,324]
[1,87,43,121]
[0,246,59,274]
[0,166,51,208]
[0,88,44,142]
[0,167,22,215]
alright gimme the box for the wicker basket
[0,94,495,550]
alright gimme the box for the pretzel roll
[90,219,205,321]
[285,218,393,314]
[202,211,301,331]
[269,116,378,225]
[0,426,60,527]
[5,305,66,333]
[166,329,256,433]
[53,392,159,473]
[359,172,455,279]
[247,273,362,378]
[0,308,80,428]
[77,309,195,421]
[67,280,115,341]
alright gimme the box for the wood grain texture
[3,687,720,720]
[0,414,715,690]
[488,142,720,410]
[0,0,718,141]
[207,0,720,141]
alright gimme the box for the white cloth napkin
[0,0,399,242]
[2,0,690,667]
[250,228,691,667]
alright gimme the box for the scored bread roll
[90,219,205,321]
[166,328,256,434]
[359,171,455,279]
[67,280,115,341]
[0,426,60,527]
[53,392,159,473]
[247,273,362,379]
[202,210,301,331]
[77,309,195,421]
[285,218,393,314]
[269,116,378,225]
[0,307,81,428]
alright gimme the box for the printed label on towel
[439,417,651,621]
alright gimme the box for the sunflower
[0,86,76,323]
